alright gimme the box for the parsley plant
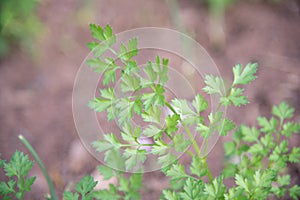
[1,24,299,200]
[87,24,300,200]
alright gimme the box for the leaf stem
[186,150,194,157]
[164,101,178,116]
[164,100,202,158]
[275,119,283,145]
[203,157,213,182]
[182,124,202,158]
[18,135,58,200]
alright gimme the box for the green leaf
[289,147,300,163]
[4,150,33,177]
[141,57,169,86]
[290,185,300,200]
[165,114,180,136]
[75,176,97,197]
[222,163,237,178]
[89,24,106,41]
[99,87,115,100]
[173,134,190,153]
[115,98,135,126]
[93,185,121,200]
[159,58,169,84]
[151,140,168,155]
[142,85,165,110]
[104,25,113,38]
[92,139,113,153]
[253,170,276,188]
[204,177,226,198]
[63,191,79,200]
[104,133,122,147]
[278,175,290,187]
[233,127,243,143]
[123,149,147,171]
[103,67,118,85]
[87,41,99,50]
[171,98,195,115]
[154,84,166,106]
[89,24,116,46]
[120,73,140,93]
[120,124,135,143]
[260,133,275,150]
[144,62,157,82]
[192,94,208,113]
[158,153,177,168]
[232,63,257,86]
[142,125,161,137]
[104,148,125,170]
[141,92,156,110]
[224,141,236,156]
[180,178,203,200]
[218,118,235,136]
[203,75,225,96]
[88,97,111,112]
[270,140,289,164]
[124,60,139,75]
[24,176,36,192]
[119,176,129,192]
[166,164,188,181]
[226,88,248,106]
[162,190,180,200]
[282,122,300,137]
[127,38,138,58]
[86,58,108,74]
[272,102,294,121]
[190,157,207,178]
[241,126,260,142]
[118,38,138,61]
[196,123,210,138]
[141,106,162,125]
[235,174,250,193]
[248,143,264,154]
[129,173,143,191]
[97,165,114,180]
[257,117,278,133]
[133,96,143,115]
[0,180,16,195]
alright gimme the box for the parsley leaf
[203,75,225,96]
[272,102,295,122]
[232,63,257,86]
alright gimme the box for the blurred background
[0,0,300,199]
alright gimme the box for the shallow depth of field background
[0,0,300,199]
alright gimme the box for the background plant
[0,0,41,58]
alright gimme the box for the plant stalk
[18,134,58,200]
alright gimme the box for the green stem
[18,135,58,200]
[275,119,283,145]
[164,101,178,116]
[203,157,213,182]
[186,150,194,157]
[164,100,202,158]
[121,143,155,147]
[183,124,202,158]
[108,47,117,55]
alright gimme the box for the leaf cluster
[86,24,300,200]
[0,150,36,200]
[63,167,142,200]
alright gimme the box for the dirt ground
[0,0,300,199]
